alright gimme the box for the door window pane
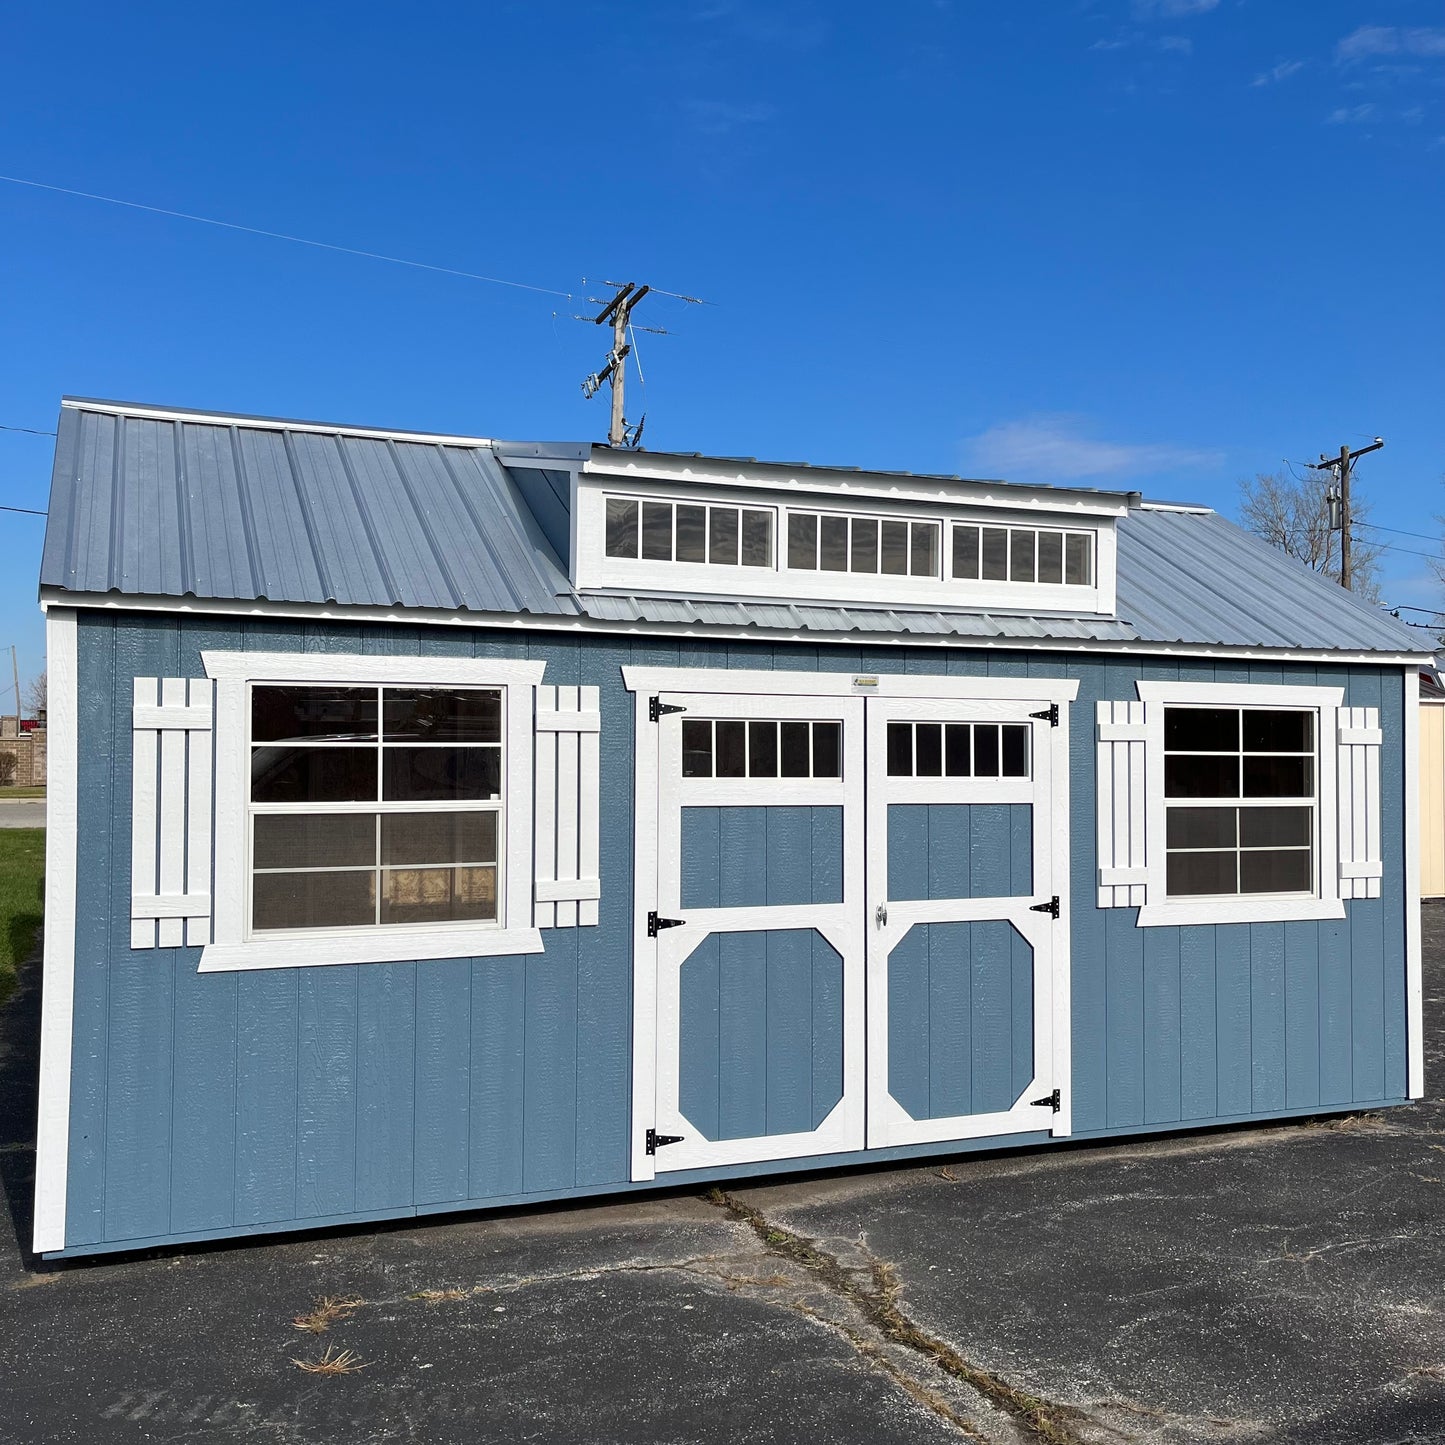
[914,724,943,777]
[780,721,811,777]
[682,719,713,777]
[676,504,708,564]
[811,723,841,778]
[740,510,773,567]
[748,720,778,777]
[953,525,981,580]
[982,527,1009,581]
[880,520,909,576]
[715,720,746,777]
[1001,725,1029,777]
[252,685,377,744]
[945,724,971,776]
[788,513,818,570]
[709,508,739,565]
[887,722,913,776]
[605,497,638,558]
[973,725,1000,777]
[641,501,673,561]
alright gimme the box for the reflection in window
[885,721,1030,779]
[1163,706,1316,898]
[681,718,843,778]
[249,684,503,932]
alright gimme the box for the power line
[0,173,576,300]
[0,423,55,436]
[0,505,46,516]
[1355,519,1440,544]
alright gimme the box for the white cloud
[1251,58,1305,86]
[960,416,1220,483]
[1327,103,1376,124]
[1336,25,1445,61]
[1132,0,1218,17]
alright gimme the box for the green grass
[0,786,45,799]
[0,829,44,1009]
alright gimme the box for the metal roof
[39,400,1425,656]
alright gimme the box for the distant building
[0,713,46,787]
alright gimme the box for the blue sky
[2,0,1442,694]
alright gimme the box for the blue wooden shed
[31,397,1428,1257]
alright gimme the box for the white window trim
[199,651,545,971]
[1135,680,1345,927]
[577,477,1118,615]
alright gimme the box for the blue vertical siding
[59,618,1413,1254]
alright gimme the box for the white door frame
[623,667,1079,1181]
[865,695,1072,1146]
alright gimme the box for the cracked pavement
[4,915,1445,1442]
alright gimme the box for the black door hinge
[647,911,686,938]
[1029,703,1059,726]
[650,696,687,723]
[646,1128,685,1154]
[1029,895,1060,919]
[1030,1088,1061,1113]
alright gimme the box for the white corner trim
[1135,680,1345,709]
[1136,896,1347,928]
[621,665,1080,703]
[202,651,546,686]
[1405,666,1424,1098]
[198,926,545,972]
[34,608,78,1255]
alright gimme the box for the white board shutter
[131,677,214,949]
[1096,700,1149,908]
[1337,706,1383,900]
[533,684,602,928]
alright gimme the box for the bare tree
[24,672,45,718]
[1237,468,1384,603]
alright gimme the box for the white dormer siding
[571,454,1125,615]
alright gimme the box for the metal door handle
[875,902,888,928]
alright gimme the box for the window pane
[780,721,811,777]
[1001,724,1029,777]
[915,723,943,777]
[383,747,501,801]
[812,722,841,778]
[641,501,673,561]
[254,869,376,930]
[252,746,377,803]
[740,510,773,567]
[682,719,713,777]
[788,513,818,570]
[973,725,1000,778]
[887,722,912,776]
[676,504,708,564]
[748,720,778,777]
[255,814,376,870]
[715,720,746,777]
[1165,754,1239,798]
[982,527,1008,581]
[605,497,638,559]
[383,688,500,742]
[945,723,971,777]
[910,522,940,578]
[1239,806,1311,847]
[953,525,980,580]
[252,685,377,744]
[850,518,878,574]
[1065,534,1092,585]
[1165,707,1239,752]
[1240,849,1311,894]
[1167,850,1238,897]
[1037,531,1064,584]
[381,811,497,866]
[1167,807,1238,849]
[820,515,849,571]
[1010,530,1036,582]
[381,865,497,924]
[880,520,909,576]
[709,508,739,565]
[1243,755,1312,798]
[1243,710,1313,754]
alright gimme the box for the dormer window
[951,523,1094,587]
[787,510,941,578]
[605,496,775,568]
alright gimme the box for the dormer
[518,447,1131,617]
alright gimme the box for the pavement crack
[707,1188,1087,1445]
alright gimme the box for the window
[605,496,774,567]
[1162,706,1315,898]
[681,718,842,778]
[886,721,1029,778]
[249,684,503,932]
[951,524,1093,586]
[787,510,940,578]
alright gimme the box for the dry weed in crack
[292,1346,367,1375]
[292,1296,365,1334]
[409,1288,470,1305]
[708,1188,1084,1445]
[938,1166,959,1182]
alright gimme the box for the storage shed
[32,397,1428,1258]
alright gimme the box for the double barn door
[631,674,1073,1181]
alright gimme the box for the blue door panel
[887,805,1032,902]
[682,807,844,909]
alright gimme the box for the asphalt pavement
[0,800,45,828]
[2,915,1444,1443]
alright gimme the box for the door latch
[647,911,686,938]
[649,696,687,723]
[875,902,888,928]
[1030,1088,1061,1113]
[646,1128,685,1154]
[1029,896,1060,919]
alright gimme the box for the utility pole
[9,646,17,723]
[1308,438,1383,591]
[581,282,651,447]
